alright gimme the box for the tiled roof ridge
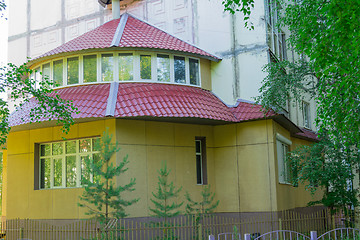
[111,13,129,47]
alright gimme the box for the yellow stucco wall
[273,122,321,211]
[5,119,116,219]
[1,150,7,217]
[200,59,212,91]
[4,118,319,219]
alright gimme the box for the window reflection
[174,56,186,83]
[67,57,79,85]
[83,55,97,83]
[101,54,114,82]
[53,60,63,86]
[119,53,133,81]
[140,55,151,80]
[189,58,200,85]
[157,54,170,82]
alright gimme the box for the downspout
[231,14,240,101]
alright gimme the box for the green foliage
[222,0,255,29]
[79,129,138,226]
[0,63,77,146]
[0,0,5,18]
[185,185,219,216]
[150,161,183,220]
[287,132,359,219]
[185,185,219,240]
[245,0,360,218]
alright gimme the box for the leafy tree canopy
[0,63,77,146]
[223,0,360,214]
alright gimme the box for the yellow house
[2,11,320,221]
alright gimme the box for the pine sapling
[150,161,183,239]
[79,129,139,228]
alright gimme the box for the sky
[0,0,8,66]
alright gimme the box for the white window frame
[276,133,292,185]
[303,101,311,129]
[31,51,202,88]
[265,0,287,62]
[39,137,100,190]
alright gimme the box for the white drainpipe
[112,0,120,19]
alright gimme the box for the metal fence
[0,208,338,240]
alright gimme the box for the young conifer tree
[185,185,219,216]
[150,161,183,224]
[185,185,219,239]
[79,129,138,226]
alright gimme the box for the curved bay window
[32,52,201,87]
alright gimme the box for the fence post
[20,227,24,239]
[244,233,251,240]
[310,231,317,240]
[198,224,202,240]
[209,234,215,240]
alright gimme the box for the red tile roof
[9,83,278,127]
[36,14,219,61]
[8,84,110,126]
[230,100,277,121]
[114,83,236,121]
[293,128,319,142]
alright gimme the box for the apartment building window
[266,0,287,61]
[37,137,100,189]
[276,134,292,184]
[195,137,207,185]
[303,101,310,128]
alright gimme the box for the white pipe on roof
[112,0,120,19]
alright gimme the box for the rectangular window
[195,137,207,185]
[42,63,51,82]
[157,54,170,82]
[38,137,100,189]
[67,57,79,85]
[276,135,291,184]
[83,55,97,83]
[119,53,133,81]
[140,55,152,80]
[174,56,186,83]
[53,60,63,86]
[101,54,114,82]
[189,58,200,86]
[303,101,310,128]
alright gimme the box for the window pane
[119,53,133,81]
[67,57,79,85]
[83,55,97,83]
[42,63,51,81]
[195,140,201,154]
[101,54,114,82]
[79,139,91,153]
[196,155,202,184]
[35,67,41,82]
[52,142,63,155]
[174,56,185,83]
[53,158,63,187]
[66,141,76,154]
[92,138,101,151]
[81,155,91,185]
[40,144,51,157]
[93,153,101,184]
[66,155,77,187]
[189,58,200,85]
[53,60,63,86]
[157,54,170,82]
[40,158,51,189]
[140,55,151,80]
